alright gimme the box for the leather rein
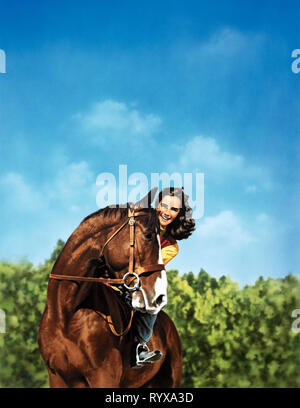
[49,207,165,293]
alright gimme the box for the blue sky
[0,0,299,287]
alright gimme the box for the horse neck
[54,210,124,271]
[47,211,127,327]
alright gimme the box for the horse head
[101,187,168,315]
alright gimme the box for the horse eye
[145,233,153,240]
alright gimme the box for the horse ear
[134,187,158,209]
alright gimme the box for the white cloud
[0,160,97,216]
[0,172,43,212]
[173,209,292,287]
[245,184,258,194]
[169,134,273,191]
[197,210,255,248]
[74,99,161,136]
[0,159,99,265]
[183,27,265,70]
[202,27,264,57]
[51,160,95,202]
[256,213,270,223]
[177,135,244,173]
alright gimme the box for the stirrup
[131,343,162,369]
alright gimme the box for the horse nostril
[155,294,166,307]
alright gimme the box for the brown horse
[38,188,182,388]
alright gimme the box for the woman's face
[156,195,181,227]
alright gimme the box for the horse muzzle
[131,270,168,314]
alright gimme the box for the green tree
[0,240,64,387]
[165,269,300,387]
[47,239,65,264]
[0,261,48,387]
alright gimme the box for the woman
[132,187,196,368]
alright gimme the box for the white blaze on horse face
[153,232,168,311]
[131,233,168,314]
[152,268,168,313]
[140,234,167,314]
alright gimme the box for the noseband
[49,207,165,292]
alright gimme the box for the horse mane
[82,205,129,224]
[82,204,159,231]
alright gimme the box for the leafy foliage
[165,270,300,387]
[0,241,299,387]
[0,242,63,387]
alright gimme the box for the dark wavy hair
[155,187,196,241]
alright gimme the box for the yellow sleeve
[161,243,179,266]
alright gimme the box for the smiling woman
[156,187,195,265]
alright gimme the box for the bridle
[49,207,165,292]
[49,206,165,337]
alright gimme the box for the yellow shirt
[161,242,179,265]
[160,226,179,265]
